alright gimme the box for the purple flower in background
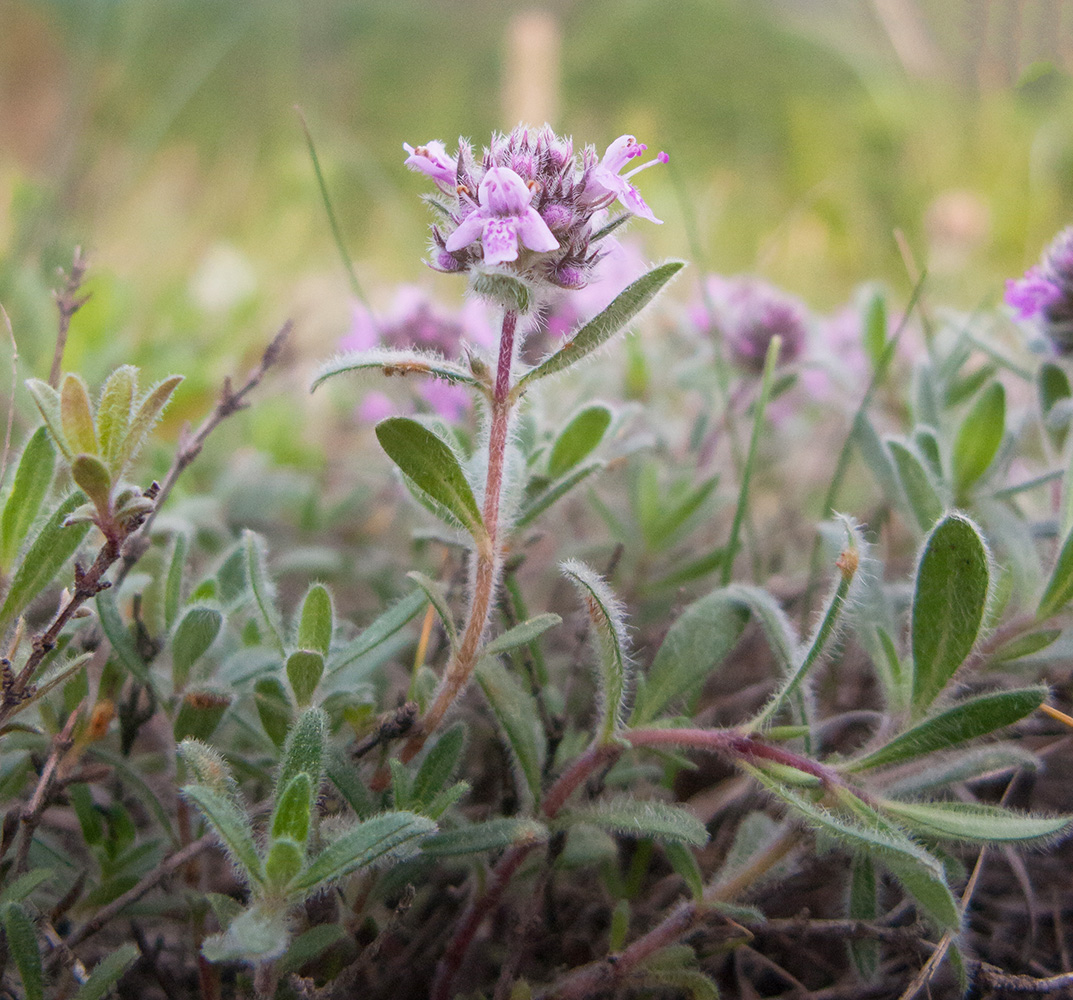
[582,136,668,224]
[445,166,559,265]
[403,124,665,299]
[694,275,809,374]
[1008,227,1073,353]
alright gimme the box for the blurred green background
[1,0,1072,430]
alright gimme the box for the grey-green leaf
[849,686,1047,771]
[0,427,56,569]
[181,784,263,885]
[114,375,183,475]
[888,439,943,531]
[1038,526,1073,621]
[951,381,1005,496]
[0,492,90,629]
[475,656,545,804]
[561,795,708,847]
[548,404,612,479]
[96,366,136,471]
[244,530,285,653]
[292,811,435,892]
[911,514,990,715]
[412,724,466,807]
[297,582,333,656]
[518,261,685,387]
[286,649,325,707]
[96,588,151,686]
[561,560,630,743]
[1,902,43,1000]
[312,348,485,393]
[72,943,139,1000]
[171,605,223,690]
[329,588,426,677]
[376,417,483,536]
[276,707,327,800]
[882,799,1073,845]
[407,570,458,650]
[421,817,548,857]
[24,378,70,458]
[482,613,561,658]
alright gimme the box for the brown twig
[14,702,84,871]
[350,701,418,760]
[116,321,292,585]
[50,247,90,389]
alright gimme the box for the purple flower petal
[1005,267,1062,320]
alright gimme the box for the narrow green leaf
[96,588,150,686]
[1,902,43,1000]
[853,412,899,502]
[561,560,630,743]
[163,531,188,631]
[547,404,612,479]
[277,923,347,976]
[70,454,112,516]
[848,686,1047,771]
[412,724,465,807]
[171,605,223,690]
[1038,526,1073,620]
[60,373,98,456]
[749,769,959,930]
[951,381,1005,495]
[292,811,435,892]
[517,261,686,387]
[642,475,718,552]
[0,869,52,905]
[482,613,561,658]
[883,744,1040,797]
[475,656,545,804]
[276,707,327,800]
[327,749,376,819]
[421,817,548,856]
[407,570,457,650]
[177,739,242,805]
[114,375,183,474]
[265,836,305,889]
[911,514,990,714]
[376,417,483,536]
[561,795,708,847]
[96,366,136,472]
[914,426,943,481]
[173,689,231,742]
[254,676,293,748]
[244,530,285,653]
[862,290,886,368]
[848,855,879,979]
[0,427,56,569]
[645,547,724,591]
[24,379,70,458]
[297,582,333,656]
[313,348,484,393]
[1039,361,1071,419]
[992,628,1061,662]
[515,461,603,528]
[633,588,749,725]
[664,840,704,902]
[0,492,89,628]
[74,944,139,1000]
[888,439,943,531]
[286,649,325,707]
[271,772,313,845]
[882,799,1073,845]
[181,784,263,886]
[329,588,426,675]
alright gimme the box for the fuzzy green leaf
[848,854,879,979]
[0,869,52,906]
[993,628,1062,662]
[60,373,98,456]
[181,784,263,886]
[313,348,484,393]
[171,605,223,690]
[69,454,111,516]
[883,744,1040,798]
[96,588,151,686]
[277,923,347,976]
[850,686,1047,771]
[292,811,435,892]
[173,689,231,742]
[244,530,285,653]
[561,560,630,743]
[329,588,426,676]
[202,904,289,963]
[73,944,139,1000]
[518,261,685,387]
[24,379,70,458]
[911,514,990,715]
[0,427,56,569]
[1038,526,1073,621]
[376,417,483,536]
[178,739,242,805]
[1,902,43,1000]
[561,795,709,847]
[471,270,532,313]
[951,381,1005,495]
[515,461,603,528]
[888,439,943,531]
[96,366,136,471]
[663,841,704,903]
[254,676,293,748]
[475,656,545,804]
[114,375,183,474]
[297,582,333,656]
[412,724,466,808]
[482,613,562,658]
[548,404,613,479]
[882,799,1073,845]
[633,588,750,725]
[276,707,327,801]
[265,837,305,889]
[407,570,458,650]
[163,532,188,630]
[286,649,325,707]
[0,491,90,628]
[862,291,887,368]
[421,817,548,857]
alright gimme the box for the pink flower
[445,166,559,266]
[1005,266,1062,320]
[583,136,668,224]
[403,141,457,191]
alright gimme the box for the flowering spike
[1007,227,1073,354]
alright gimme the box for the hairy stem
[399,310,518,765]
